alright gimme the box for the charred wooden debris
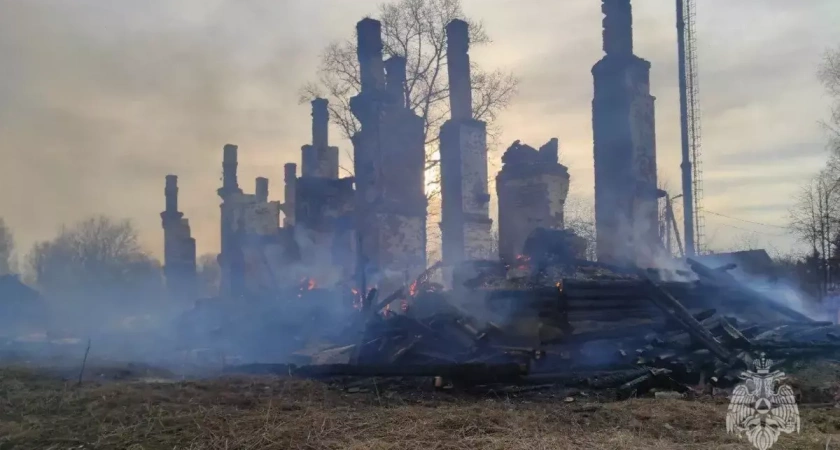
[224,256,840,397]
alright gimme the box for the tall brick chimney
[446,19,473,121]
[255,177,269,203]
[283,163,297,227]
[221,144,239,194]
[385,56,407,108]
[357,18,386,94]
[311,98,329,149]
[602,0,633,56]
[164,174,178,214]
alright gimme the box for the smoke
[0,1,353,368]
[0,0,320,257]
[692,253,823,322]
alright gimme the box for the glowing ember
[298,277,317,298]
[409,279,419,297]
[351,286,377,310]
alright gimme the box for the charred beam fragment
[640,275,734,363]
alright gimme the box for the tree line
[0,216,219,302]
[788,46,840,298]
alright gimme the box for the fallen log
[640,275,734,363]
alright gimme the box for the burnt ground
[2,362,840,450]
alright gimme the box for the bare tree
[26,216,162,298]
[819,45,840,151]
[789,169,840,296]
[0,217,14,275]
[300,0,518,181]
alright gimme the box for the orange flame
[298,277,317,298]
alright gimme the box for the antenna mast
[677,0,704,256]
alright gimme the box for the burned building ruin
[496,139,570,263]
[213,101,356,297]
[160,175,197,298]
[440,19,494,270]
[351,18,427,290]
[592,0,659,266]
[161,3,670,301]
[153,4,840,405]
[214,144,294,297]
[290,99,355,280]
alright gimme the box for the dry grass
[1,366,840,450]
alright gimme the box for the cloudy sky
[0,0,838,261]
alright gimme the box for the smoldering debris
[185,255,840,399]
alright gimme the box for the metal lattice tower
[677,0,704,256]
[684,0,704,254]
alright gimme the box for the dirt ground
[2,364,840,450]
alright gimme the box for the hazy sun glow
[424,148,441,196]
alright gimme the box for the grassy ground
[2,364,840,450]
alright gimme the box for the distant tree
[819,45,840,154]
[196,253,221,297]
[789,169,840,296]
[0,217,14,275]
[782,49,840,297]
[300,0,518,187]
[26,216,162,299]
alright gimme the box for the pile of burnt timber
[227,258,840,395]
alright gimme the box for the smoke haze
[0,0,838,262]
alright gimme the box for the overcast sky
[0,0,838,261]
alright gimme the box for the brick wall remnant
[292,93,357,281]
[282,163,297,227]
[592,0,659,266]
[294,176,356,280]
[160,174,197,299]
[496,139,570,263]
[216,144,244,296]
[216,144,288,296]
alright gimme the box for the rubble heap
[224,257,840,397]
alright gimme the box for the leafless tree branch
[300,0,518,181]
